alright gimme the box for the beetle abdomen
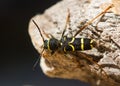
[62,38,95,52]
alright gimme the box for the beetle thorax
[44,38,61,51]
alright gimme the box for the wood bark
[28,0,120,86]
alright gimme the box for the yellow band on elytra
[90,39,93,49]
[81,38,84,50]
[69,37,75,43]
[68,44,75,51]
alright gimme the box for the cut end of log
[28,0,120,86]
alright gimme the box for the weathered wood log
[28,0,120,86]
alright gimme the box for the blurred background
[0,0,89,86]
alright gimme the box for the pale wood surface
[28,0,120,86]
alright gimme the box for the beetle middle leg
[75,52,109,79]
[73,4,113,37]
[61,8,71,39]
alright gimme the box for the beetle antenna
[32,20,45,70]
[32,49,44,70]
[32,57,40,71]
[32,19,45,42]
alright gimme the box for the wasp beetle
[32,4,112,53]
[32,4,113,77]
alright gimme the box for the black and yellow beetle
[32,5,113,77]
[32,4,112,54]
[32,20,96,53]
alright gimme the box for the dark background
[0,0,89,86]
